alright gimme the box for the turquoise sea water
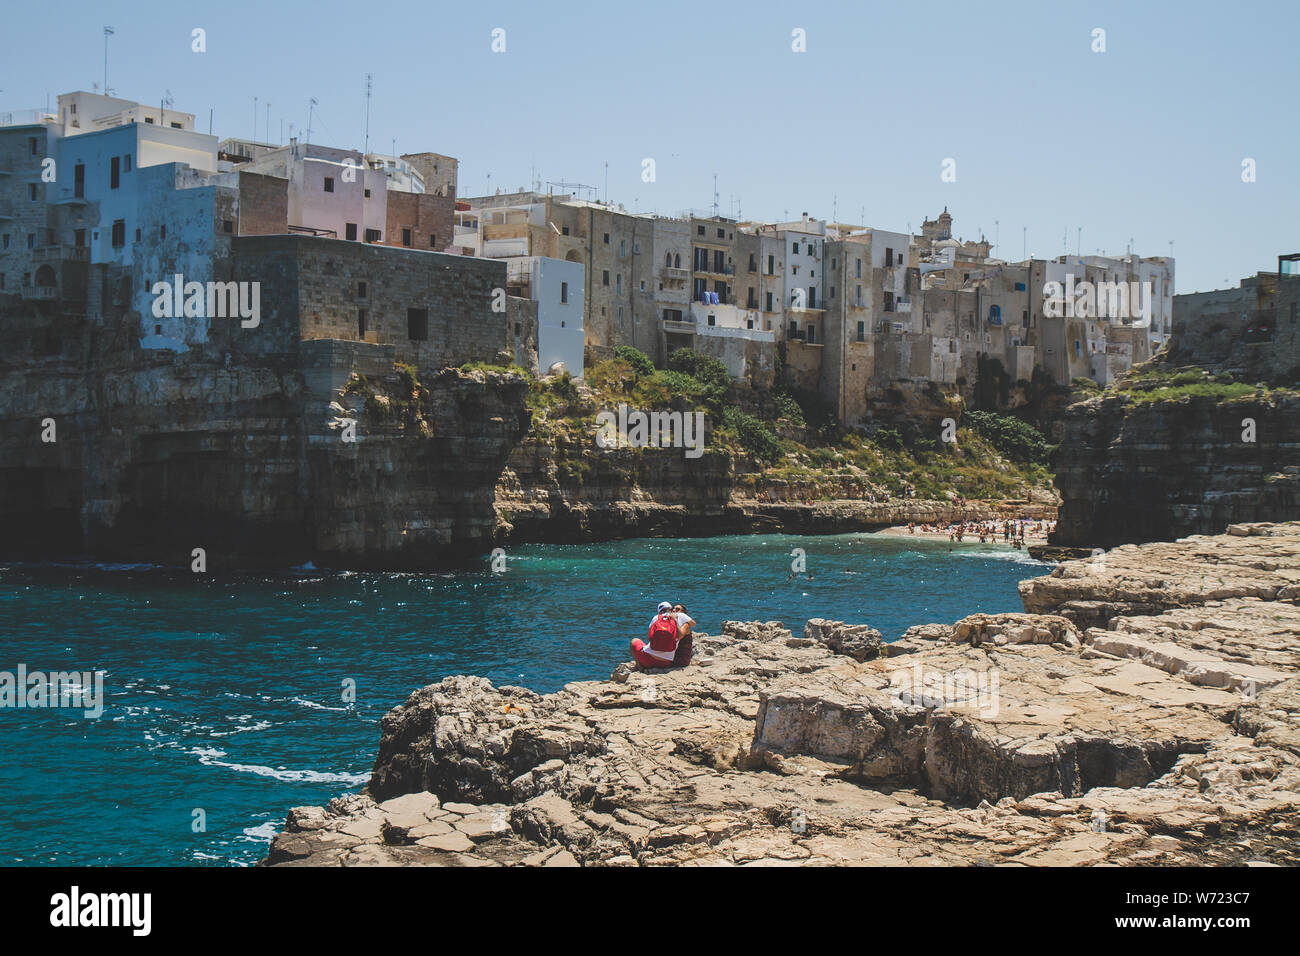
[0,532,1048,866]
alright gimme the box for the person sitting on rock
[631,601,693,670]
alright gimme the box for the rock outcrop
[264,522,1300,867]
[1051,392,1300,549]
[0,339,529,569]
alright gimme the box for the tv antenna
[363,74,372,154]
[102,27,115,96]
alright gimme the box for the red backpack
[647,612,679,654]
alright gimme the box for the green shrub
[614,345,655,378]
[773,391,806,426]
[721,406,781,462]
[872,426,904,451]
[963,410,1052,466]
[667,348,730,392]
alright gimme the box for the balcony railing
[661,267,689,281]
[32,244,89,263]
[21,285,58,300]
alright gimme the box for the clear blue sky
[3,0,1295,293]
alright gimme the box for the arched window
[665,252,672,267]
[674,253,681,268]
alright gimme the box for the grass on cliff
[521,346,1055,501]
[1106,364,1294,405]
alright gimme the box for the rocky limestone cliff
[264,521,1300,867]
[495,434,1054,544]
[1052,392,1300,548]
[0,340,529,570]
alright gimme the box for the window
[884,247,893,265]
[619,239,626,257]
[74,229,85,247]
[408,308,429,341]
[159,225,166,239]
[674,253,681,268]
[855,258,861,278]
[560,281,568,303]
[27,233,36,249]
[358,309,368,337]
[402,228,412,247]
[561,225,570,236]
[111,220,125,247]
[1,235,7,249]
[856,321,865,341]
[639,280,645,291]
[748,254,757,272]
[170,122,182,129]
[29,137,39,156]
[707,314,716,326]
[28,183,39,201]
[746,319,754,329]
[807,324,816,343]
[135,228,141,241]
[1074,340,1082,356]
[616,275,622,293]
[358,281,368,298]
[365,229,381,242]
[765,291,773,311]
[767,255,774,275]
[747,287,757,308]
[429,234,437,248]
[324,177,335,193]
[145,117,154,124]
[792,242,799,254]
[223,220,233,233]
[716,228,725,239]
[74,163,85,199]
[364,188,371,198]
[665,252,673,267]
[603,233,610,245]
[602,270,609,287]
[697,225,705,236]
[1014,282,1026,292]
[808,288,816,309]
[124,154,132,172]
[345,223,358,241]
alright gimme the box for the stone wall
[232,234,510,367]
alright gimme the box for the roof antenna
[363,73,372,154]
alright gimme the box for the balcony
[32,244,89,263]
[660,266,689,282]
[663,317,697,334]
[21,285,58,300]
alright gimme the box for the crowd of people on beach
[905,518,1056,547]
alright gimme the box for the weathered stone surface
[804,619,884,661]
[264,522,1300,867]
